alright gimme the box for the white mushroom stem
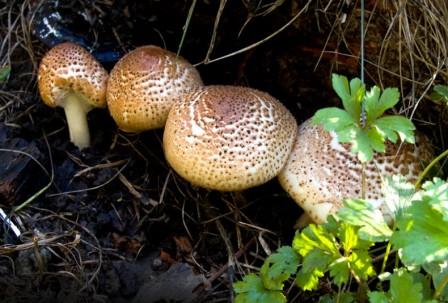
[63,93,92,150]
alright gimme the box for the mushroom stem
[63,93,92,149]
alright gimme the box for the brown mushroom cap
[163,85,298,191]
[38,42,108,109]
[278,119,434,224]
[107,45,203,132]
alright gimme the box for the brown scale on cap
[38,42,108,149]
[107,45,203,132]
[163,85,298,191]
[278,119,434,224]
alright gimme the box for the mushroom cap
[107,45,204,132]
[38,42,108,109]
[163,85,298,191]
[278,119,434,224]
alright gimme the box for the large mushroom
[163,85,298,191]
[38,42,108,149]
[106,45,203,132]
[278,119,434,224]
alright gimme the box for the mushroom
[106,45,203,132]
[278,119,434,224]
[38,42,108,149]
[163,85,298,191]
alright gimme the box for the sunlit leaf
[312,107,356,132]
[337,199,393,242]
[374,116,415,144]
[392,201,448,266]
[260,246,300,290]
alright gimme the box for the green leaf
[295,266,323,291]
[332,74,351,103]
[350,128,374,162]
[295,246,332,290]
[389,270,423,303]
[348,77,364,119]
[434,85,448,100]
[321,292,355,303]
[260,246,300,290]
[368,291,389,303]
[331,74,364,121]
[382,175,416,221]
[421,178,448,221]
[234,274,286,303]
[392,201,448,266]
[364,86,381,122]
[378,88,400,115]
[329,257,350,286]
[431,85,448,106]
[293,224,338,291]
[374,116,416,144]
[369,270,426,303]
[349,250,376,281]
[0,66,11,83]
[367,127,386,153]
[333,125,359,143]
[423,261,448,299]
[312,107,356,132]
[330,223,375,284]
[339,221,360,251]
[293,224,339,257]
[337,199,393,242]
[366,87,400,122]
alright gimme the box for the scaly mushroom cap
[278,119,434,224]
[163,85,298,191]
[107,45,203,132]
[38,42,108,109]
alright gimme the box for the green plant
[313,74,415,162]
[234,177,448,303]
[430,84,448,106]
[234,75,448,302]
[0,66,10,83]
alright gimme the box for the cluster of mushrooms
[37,42,434,224]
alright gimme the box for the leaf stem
[415,148,448,189]
[380,241,392,274]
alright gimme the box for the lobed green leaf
[392,201,448,266]
[234,274,286,303]
[312,107,356,132]
[421,178,448,221]
[389,270,424,303]
[350,128,374,162]
[337,199,393,242]
[260,246,300,290]
[374,116,415,144]
[382,175,416,221]
[329,257,350,287]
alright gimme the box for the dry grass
[0,0,44,123]
[315,0,448,122]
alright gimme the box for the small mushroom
[106,45,203,132]
[278,119,434,224]
[38,42,108,149]
[163,85,298,191]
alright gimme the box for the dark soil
[0,0,446,302]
